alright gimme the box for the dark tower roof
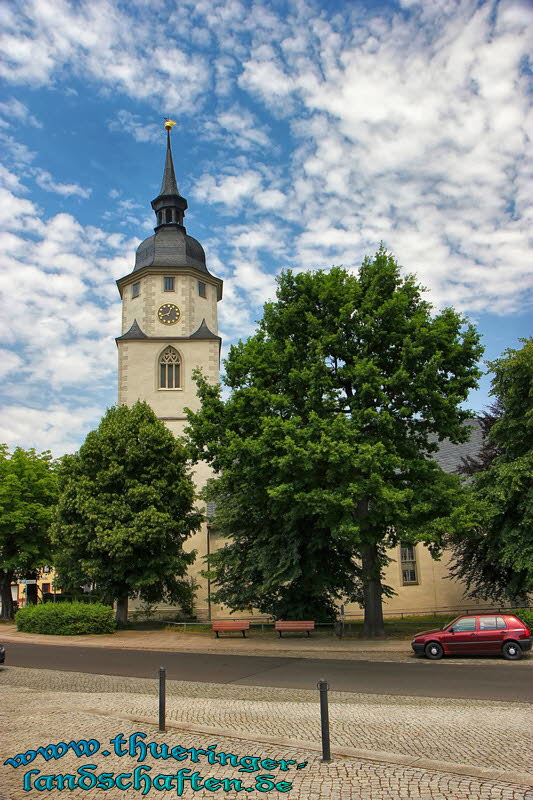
[116,319,148,340]
[132,123,214,276]
[150,127,188,224]
[159,128,180,196]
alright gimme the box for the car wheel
[425,642,444,660]
[502,641,523,661]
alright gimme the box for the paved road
[5,642,532,701]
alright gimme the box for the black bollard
[317,679,331,762]
[159,666,166,732]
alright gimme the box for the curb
[88,706,533,789]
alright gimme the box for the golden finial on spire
[164,118,177,131]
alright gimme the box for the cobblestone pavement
[0,667,531,799]
[1,706,531,800]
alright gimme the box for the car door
[440,615,478,654]
[476,616,506,654]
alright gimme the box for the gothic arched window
[159,346,181,389]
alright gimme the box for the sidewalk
[0,623,412,661]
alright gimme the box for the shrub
[513,608,533,629]
[15,602,115,635]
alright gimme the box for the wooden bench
[212,620,250,638]
[275,620,315,637]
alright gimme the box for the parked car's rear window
[509,615,528,628]
[478,616,507,630]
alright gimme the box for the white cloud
[202,105,272,151]
[0,164,27,193]
[0,349,23,379]
[108,110,161,144]
[0,0,209,111]
[0,132,35,166]
[0,404,103,457]
[193,170,264,207]
[231,0,532,313]
[0,97,42,128]
[34,168,92,198]
[0,185,133,448]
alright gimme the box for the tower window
[159,346,181,389]
[132,282,140,298]
[166,208,173,223]
[157,211,162,225]
[164,276,175,292]
[198,281,206,298]
[400,543,418,585]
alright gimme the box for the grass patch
[117,619,174,631]
[348,615,453,638]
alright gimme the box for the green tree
[449,339,533,602]
[186,247,483,634]
[0,446,57,619]
[52,401,202,624]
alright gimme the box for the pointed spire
[151,120,188,229]
[160,129,180,196]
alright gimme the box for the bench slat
[275,620,315,637]
[212,620,250,638]
[212,621,250,628]
[275,621,315,628]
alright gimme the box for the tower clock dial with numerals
[157,303,181,325]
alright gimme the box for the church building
[115,124,486,622]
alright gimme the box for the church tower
[116,122,223,618]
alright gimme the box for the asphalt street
[4,642,532,702]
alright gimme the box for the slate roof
[115,318,221,344]
[432,418,483,473]
[159,129,181,197]
[115,319,148,341]
[190,318,220,340]
[133,227,209,274]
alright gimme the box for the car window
[479,616,498,630]
[496,616,507,629]
[442,616,460,630]
[451,616,476,632]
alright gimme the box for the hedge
[15,602,116,635]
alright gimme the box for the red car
[411,613,531,660]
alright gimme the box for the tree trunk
[115,595,129,625]
[361,542,385,637]
[0,570,14,620]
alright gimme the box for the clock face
[158,303,181,325]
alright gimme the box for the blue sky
[0,0,531,456]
